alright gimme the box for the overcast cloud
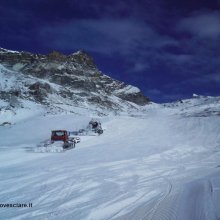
[177,11,220,38]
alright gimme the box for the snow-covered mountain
[0,47,150,122]
[163,95,220,117]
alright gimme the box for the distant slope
[163,95,220,117]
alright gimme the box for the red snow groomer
[51,130,75,149]
[51,130,69,142]
[36,130,80,153]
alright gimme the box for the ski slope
[0,104,220,220]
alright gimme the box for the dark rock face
[47,51,67,62]
[117,92,150,106]
[28,82,52,102]
[0,90,21,101]
[0,48,150,112]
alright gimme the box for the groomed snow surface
[1,106,220,220]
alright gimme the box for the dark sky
[1,0,220,102]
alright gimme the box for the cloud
[185,73,220,85]
[39,19,146,54]
[39,18,177,57]
[177,11,220,38]
[130,63,150,73]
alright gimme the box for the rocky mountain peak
[47,51,67,62]
[68,50,96,69]
[0,47,150,116]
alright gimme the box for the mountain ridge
[0,47,150,120]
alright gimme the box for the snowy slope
[163,95,220,117]
[0,100,220,220]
